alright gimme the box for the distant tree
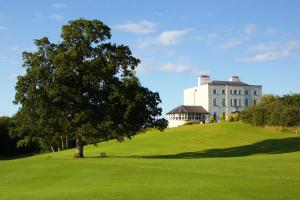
[12,19,167,158]
[241,93,300,127]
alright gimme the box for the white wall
[184,84,209,110]
[184,87,198,106]
[184,83,262,119]
[168,120,185,128]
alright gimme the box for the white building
[166,105,208,128]
[167,75,262,127]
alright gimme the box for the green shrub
[210,115,215,123]
[233,113,239,121]
[226,114,233,122]
[219,114,225,122]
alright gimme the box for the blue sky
[1,0,300,117]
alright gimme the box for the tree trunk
[65,135,69,149]
[50,145,55,153]
[61,136,64,150]
[74,138,84,158]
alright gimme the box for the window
[245,90,249,95]
[234,99,237,106]
[239,90,241,95]
[222,90,225,95]
[213,89,217,94]
[230,90,233,94]
[254,90,257,95]
[239,99,241,106]
[213,98,217,106]
[234,90,237,95]
[245,99,249,106]
[254,99,257,105]
[222,98,226,106]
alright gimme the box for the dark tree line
[240,94,300,127]
[0,116,40,156]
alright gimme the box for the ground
[1,122,300,200]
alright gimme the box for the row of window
[213,89,258,95]
[168,113,205,121]
[213,98,257,107]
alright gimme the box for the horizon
[1,0,300,117]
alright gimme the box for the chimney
[198,75,210,86]
[229,75,241,82]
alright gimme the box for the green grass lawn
[1,122,300,200]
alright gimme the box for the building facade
[167,105,208,128]
[184,75,262,120]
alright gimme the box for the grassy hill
[1,122,300,200]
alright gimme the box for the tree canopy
[12,19,168,157]
[240,94,300,127]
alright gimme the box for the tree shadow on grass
[0,154,34,160]
[139,137,300,159]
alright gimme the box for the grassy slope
[1,122,300,200]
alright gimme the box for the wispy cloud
[157,29,190,45]
[194,33,218,44]
[114,21,157,34]
[266,28,278,34]
[244,24,256,35]
[51,3,66,9]
[213,24,257,49]
[0,26,8,31]
[136,29,191,48]
[240,41,300,62]
[0,56,20,65]
[220,38,245,48]
[240,51,289,62]
[49,14,63,20]
[138,59,207,74]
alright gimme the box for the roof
[167,105,208,115]
[207,80,262,87]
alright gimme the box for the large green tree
[13,19,167,157]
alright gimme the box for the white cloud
[51,3,66,9]
[160,63,191,72]
[136,29,191,48]
[114,21,157,34]
[240,51,289,62]
[0,26,8,31]
[220,38,245,48]
[137,60,207,74]
[244,24,256,35]
[49,14,63,20]
[240,41,300,62]
[157,29,190,45]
